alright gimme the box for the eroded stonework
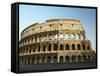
[19,19,96,64]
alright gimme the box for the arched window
[72,56,76,62]
[41,57,45,63]
[65,44,70,50]
[81,35,84,40]
[38,45,40,52]
[77,44,81,50]
[54,44,58,51]
[49,34,52,40]
[65,34,69,39]
[83,55,87,62]
[88,55,91,61]
[83,44,86,50]
[32,58,35,64]
[47,56,51,63]
[53,56,57,63]
[59,56,63,62]
[59,33,63,40]
[71,34,75,39]
[87,45,90,50]
[76,34,80,39]
[43,45,46,51]
[54,34,57,40]
[36,57,40,63]
[65,56,70,62]
[60,44,64,50]
[78,56,81,62]
[72,44,75,50]
[48,44,52,51]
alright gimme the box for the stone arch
[83,55,87,62]
[36,57,40,63]
[47,56,51,63]
[78,55,81,62]
[54,43,58,51]
[60,44,64,50]
[65,34,69,39]
[76,34,80,39]
[38,45,40,52]
[54,34,57,40]
[59,33,63,40]
[87,45,90,50]
[65,56,70,62]
[72,56,76,62]
[72,44,75,50]
[82,44,86,50]
[53,56,57,63]
[43,45,46,51]
[32,57,35,64]
[49,34,52,40]
[71,34,75,39]
[48,44,52,51]
[59,56,63,62]
[65,44,70,50]
[41,57,45,63]
[77,44,81,50]
[88,55,91,61]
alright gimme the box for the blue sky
[19,4,96,51]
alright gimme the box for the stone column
[63,56,65,62]
[51,56,53,63]
[57,56,59,63]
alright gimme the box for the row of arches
[19,55,95,64]
[20,33,86,46]
[19,43,91,55]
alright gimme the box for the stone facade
[19,19,96,64]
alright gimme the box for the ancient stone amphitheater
[19,19,96,64]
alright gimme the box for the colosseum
[19,19,96,64]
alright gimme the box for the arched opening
[65,44,69,50]
[28,58,30,64]
[59,33,63,40]
[83,44,86,50]
[88,55,91,61]
[83,55,87,62]
[41,57,45,63]
[65,34,69,39]
[36,57,40,63]
[72,44,75,50]
[38,45,40,52]
[47,56,51,63]
[87,45,90,50]
[71,34,75,39]
[43,45,46,51]
[49,34,52,40]
[54,34,57,40]
[60,44,64,50]
[81,34,84,40]
[48,44,52,51]
[72,56,76,62]
[54,44,58,51]
[53,56,57,63]
[77,44,81,50]
[33,45,36,52]
[32,58,35,64]
[76,34,80,39]
[65,56,70,62]
[59,56,63,62]
[78,56,81,62]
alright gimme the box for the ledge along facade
[19,19,96,64]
